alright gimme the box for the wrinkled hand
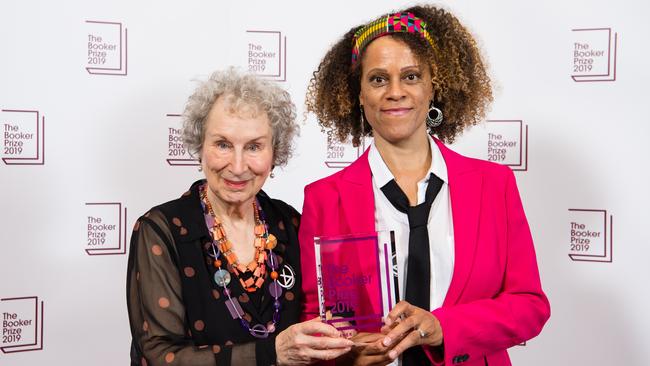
[275,317,354,365]
[337,332,393,366]
[380,301,443,361]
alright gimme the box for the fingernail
[389,350,397,359]
[383,337,392,346]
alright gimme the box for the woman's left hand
[380,300,443,360]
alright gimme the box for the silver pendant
[214,269,231,287]
[277,264,296,290]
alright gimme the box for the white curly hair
[182,68,299,166]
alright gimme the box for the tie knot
[408,203,430,228]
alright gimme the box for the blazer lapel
[336,148,376,234]
[436,140,483,306]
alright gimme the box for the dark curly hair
[305,4,493,146]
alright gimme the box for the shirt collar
[368,134,448,188]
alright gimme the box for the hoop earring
[426,100,443,133]
[270,171,275,179]
[359,105,366,137]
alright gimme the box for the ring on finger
[416,328,427,338]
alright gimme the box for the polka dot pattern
[238,293,249,303]
[158,297,170,308]
[194,320,205,331]
[126,188,304,363]
[183,267,195,277]
[151,245,163,256]
[285,291,295,301]
[165,352,175,363]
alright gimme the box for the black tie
[381,172,443,365]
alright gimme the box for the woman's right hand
[275,318,354,365]
[337,332,393,366]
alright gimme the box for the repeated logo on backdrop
[567,209,613,263]
[165,113,197,166]
[0,296,44,354]
[1,109,45,166]
[245,30,287,81]
[484,120,528,171]
[85,20,128,76]
[85,202,128,256]
[571,28,617,82]
[322,120,528,170]
[324,130,369,169]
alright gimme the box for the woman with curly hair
[299,5,550,365]
[126,68,354,365]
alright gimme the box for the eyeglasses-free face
[359,36,434,147]
[200,96,274,211]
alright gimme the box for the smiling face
[358,36,433,146]
[200,95,274,209]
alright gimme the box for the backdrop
[2,0,649,364]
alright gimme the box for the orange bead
[266,234,277,250]
[254,237,263,248]
[271,271,278,280]
[213,259,221,268]
[254,225,265,235]
[247,262,258,272]
[255,277,265,288]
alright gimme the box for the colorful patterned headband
[351,12,435,65]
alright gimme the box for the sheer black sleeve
[126,210,271,365]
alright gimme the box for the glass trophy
[314,231,400,332]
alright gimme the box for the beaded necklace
[199,184,283,339]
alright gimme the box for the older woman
[300,5,550,366]
[127,69,353,365]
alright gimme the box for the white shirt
[368,135,455,311]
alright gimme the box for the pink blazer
[299,139,550,366]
